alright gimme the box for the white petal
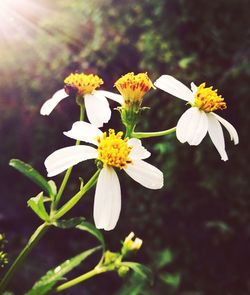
[154,75,194,101]
[94,90,124,105]
[94,167,121,231]
[191,82,198,93]
[207,113,228,161]
[40,89,68,115]
[211,113,239,145]
[187,110,208,145]
[127,138,151,160]
[63,121,103,145]
[85,93,111,127]
[124,160,163,189]
[176,108,208,145]
[45,145,97,177]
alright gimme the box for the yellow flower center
[193,83,227,112]
[64,73,103,95]
[97,129,132,169]
[114,72,153,106]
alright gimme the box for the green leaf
[115,272,146,295]
[121,262,152,283]
[160,272,181,289]
[27,192,50,221]
[78,177,84,189]
[205,220,232,233]
[47,180,57,199]
[154,248,173,269]
[55,219,105,248]
[76,221,105,248]
[54,217,85,229]
[25,246,100,295]
[9,159,55,197]
[178,55,196,69]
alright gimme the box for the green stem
[125,123,135,138]
[53,170,100,220]
[132,127,176,139]
[79,104,85,122]
[0,223,50,293]
[53,167,73,210]
[55,266,107,293]
[52,105,85,211]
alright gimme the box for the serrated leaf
[25,246,100,295]
[76,221,105,248]
[9,159,55,197]
[27,192,50,221]
[54,217,85,229]
[121,262,153,283]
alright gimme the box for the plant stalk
[53,169,100,220]
[52,105,85,211]
[55,267,107,292]
[132,127,176,138]
[0,223,50,293]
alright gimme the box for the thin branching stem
[132,127,176,138]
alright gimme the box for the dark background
[0,0,249,294]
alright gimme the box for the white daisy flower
[45,121,164,231]
[154,75,239,161]
[40,73,123,127]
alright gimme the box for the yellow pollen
[64,73,103,95]
[194,83,227,112]
[97,129,132,169]
[114,72,153,106]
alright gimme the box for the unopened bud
[118,265,130,278]
[114,72,153,109]
[122,232,143,255]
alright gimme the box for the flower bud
[118,265,130,278]
[122,232,143,256]
[114,73,153,135]
[115,72,153,110]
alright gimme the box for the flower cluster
[41,71,239,230]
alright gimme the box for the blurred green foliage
[0,0,249,294]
